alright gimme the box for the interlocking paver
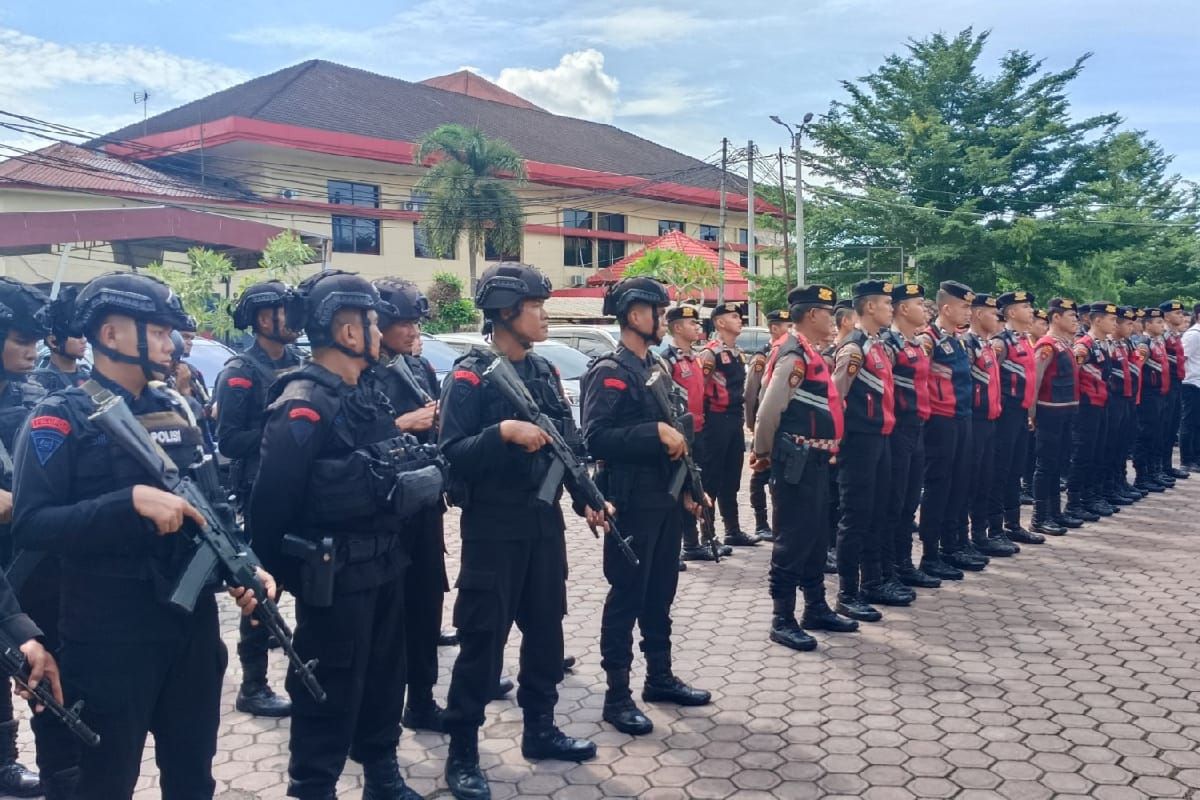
[9,472,1200,798]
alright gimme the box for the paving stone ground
[14,469,1200,799]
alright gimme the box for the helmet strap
[494,304,533,351]
[92,320,169,381]
[329,310,376,365]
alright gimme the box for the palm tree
[415,124,526,292]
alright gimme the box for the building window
[485,235,521,262]
[739,228,750,269]
[564,209,593,229]
[407,190,431,212]
[596,213,626,233]
[564,237,593,267]
[329,180,381,255]
[598,240,626,268]
[414,222,455,259]
[698,224,720,243]
[659,219,685,235]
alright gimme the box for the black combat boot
[1052,495,1084,528]
[800,584,859,632]
[521,712,596,762]
[1135,470,1166,493]
[602,669,653,735]
[1005,521,1044,545]
[438,629,459,647]
[235,654,292,718]
[643,655,711,706]
[0,721,39,798]
[754,507,774,542]
[1170,465,1190,479]
[1156,470,1177,488]
[445,729,490,800]
[835,574,883,622]
[363,752,423,800]
[944,547,986,571]
[1083,487,1115,517]
[990,521,1022,553]
[563,655,577,672]
[862,564,913,607]
[1031,499,1067,535]
[492,677,514,700]
[768,595,817,651]
[40,768,79,800]
[723,529,761,547]
[896,561,942,589]
[681,545,717,561]
[1065,491,1099,522]
[402,685,445,733]
[972,525,1015,557]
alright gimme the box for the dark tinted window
[564,209,592,229]
[658,220,685,235]
[329,181,381,255]
[698,224,719,242]
[565,236,593,267]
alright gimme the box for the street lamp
[771,112,814,288]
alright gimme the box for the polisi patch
[226,376,253,390]
[150,429,183,445]
[29,415,70,466]
[288,405,321,446]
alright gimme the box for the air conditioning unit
[570,274,587,287]
[403,201,417,211]
[279,188,301,200]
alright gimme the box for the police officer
[988,291,1042,548]
[1161,300,1189,480]
[249,271,430,800]
[1135,308,1172,491]
[1103,308,1141,506]
[963,294,1014,558]
[916,281,980,579]
[753,285,857,651]
[363,279,453,735]
[881,283,940,589]
[0,279,52,796]
[32,287,90,394]
[744,309,793,543]
[825,300,858,572]
[1122,309,1150,499]
[697,303,756,546]
[1067,302,1118,521]
[438,264,599,800]
[833,280,908,620]
[1031,298,1081,534]
[1022,309,1050,503]
[12,272,270,800]
[582,277,711,737]
[216,280,304,718]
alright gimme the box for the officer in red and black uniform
[697,303,756,546]
[833,280,907,620]
[880,283,938,589]
[1122,308,1150,499]
[1135,308,1172,491]
[916,281,979,580]
[1160,300,1189,480]
[752,285,857,651]
[1067,302,1118,520]
[744,310,793,543]
[989,291,1041,548]
[963,294,1014,558]
[1103,307,1141,506]
[1022,309,1051,503]
[1031,298,1080,534]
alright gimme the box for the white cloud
[537,7,707,49]
[618,83,726,118]
[495,50,620,122]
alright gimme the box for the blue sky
[1,0,1197,185]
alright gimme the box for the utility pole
[794,125,806,288]
[717,137,728,306]
[778,148,789,281]
[746,140,756,324]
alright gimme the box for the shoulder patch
[603,377,628,391]
[287,405,320,446]
[288,406,320,423]
[226,376,253,390]
[453,369,481,386]
[1037,344,1054,361]
[30,415,70,435]
[29,416,70,466]
[753,360,765,373]
[788,360,806,388]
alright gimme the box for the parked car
[435,333,586,425]
[293,334,455,384]
[736,326,771,354]
[546,325,621,357]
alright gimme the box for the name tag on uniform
[941,342,954,354]
[151,429,183,445]
[720,352,732,365]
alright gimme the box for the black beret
[971,293,998,309]
[851,279,894,299]
[1076,303,1092,314]
[996,290,1035,309]
[1144,307,1164,319]
[1117,306,1137,321]
[1047,298,1077,313]
[891,283,924,302]
[1159,300,1184,313]
[665,305,702,323]
[939,281,975,303]
[765,308,791,323]
[711,301,745,319]
[1090,301,1118,316]
[787,284,837,310]
[1034,309,1049,321]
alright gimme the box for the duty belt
[342,536,400,564]
[786,434,839,452]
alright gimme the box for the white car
[546,325,621,358]
[435,333,587,426]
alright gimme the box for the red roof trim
[103,116,779,214]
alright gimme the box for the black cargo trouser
[443,533,565,732]
[749,464,771,528]
[599,504,682,673]
[1162,385,1183,469]
[1104,396,1133,490]
[682,436,706,550]
[236,516,272,683]
[1068,402,1107,499]
[835,431,891,589]
[1135,391,1166,474]
[1181,384,1200,465]
[698,412,745,533]
[63,600,225,800]
[1034,405,1074,511]
[989,403,1029,531]
[884,420,924,570]
[288,577,407,798]
[405,508,448,694]
[769,450,831,597]
[967,416,997,538]
[920,416,971,557]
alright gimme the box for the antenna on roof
[133,91,150,137]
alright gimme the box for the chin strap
[329,310,376,365]
[490,306,534,351]
[91,320,170,381]
[624,308,662,347]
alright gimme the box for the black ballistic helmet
[73,272,193,380]
[374,279,431,326]
[603,276,669,318]
[294,270,384,360]
[233,281,295,332]
[474,263,552,311]
[39,285,80,347]
[0,278,49,343]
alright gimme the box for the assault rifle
[84,386,327,703]
[645,367,718,561]
[481,357,638,566]
[0,637,99,747]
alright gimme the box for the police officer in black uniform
[438,264,599,800]
[250,270,434,800]
[582,277,711,737]
[744,310,793,543]
[215,280,304,718]
[365,279,450,734]
[32,287,90,394]
[12,272,271,800]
